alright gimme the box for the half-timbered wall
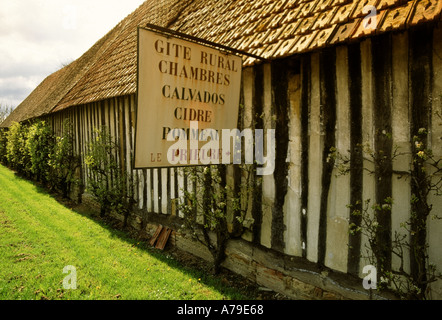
[45,25,442,299]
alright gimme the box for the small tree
[334,127,442,299]
[407,127,442,298]
[48,119,81,198]
[85,126,134,227]
[0,129,8,165]
[179,164,255,274]
[6,122,30,175]
[26,120,53,183]
[349,196,441,299]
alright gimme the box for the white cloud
[0,75,41,107]
[0,0,145,108]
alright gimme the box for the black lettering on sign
[161,85,225,106]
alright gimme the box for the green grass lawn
[0,164,247,300]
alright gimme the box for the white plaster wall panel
[307,52,322,263]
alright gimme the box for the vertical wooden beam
[409,24,433,286]
[118,98,126,180]
[95,102,100,130]
[153,168,159,213]
[124,96,133,194]
[360,38,376,274]
[325,45,350,273]
[178,167,185,218]
[239,67,253,241]
[429,26,442,294]
[300,55,310,260]
[167,167,172,215]
[148,169,154,213]
[173,167,178,200]
[317,47,337,267]
[252,63,264,245]
[101,101,106,127]
[347,42,364,276]
[372,33,393,273]
[80,105,87,189]
[145,169,150,212]
[158,168,163,214]
[141,169,147,211]
[161,168,168,214]
[285,60,302,257]
[260,64,274,248]
[307,52,322,264]
[271,58,290,253]
[87,104,94,183]
[391,31,411,274]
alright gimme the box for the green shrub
[48,120,80,198]
[85,126,134,226]
[0,129,8,165]
[26,120,53,183]
[179,164,256,274]
[6,122,30,174]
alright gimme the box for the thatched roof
[3,0,441,127]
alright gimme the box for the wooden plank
[285,65,302,257]
[161,168,168,214]
[372,32,393,272]
[347,42,364,276]
[360,38,376,277]
[124,96,132,194]
[153,169,159,213]
[307,52,322,264]
[325,45,349,273]
[146,169,152,212]
[300,56,310,260]
[155,227,172,250]
[391,31,411,275]
[137,170,144,210]
[317,47,337,267]
[260,63,274,249]
[177,167,184,218]
[429,25,442,285]
[150,225,163,246]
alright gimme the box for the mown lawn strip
[0,165,246,300]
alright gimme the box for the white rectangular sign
[135,28,242,168]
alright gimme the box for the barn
[2,0,442,299]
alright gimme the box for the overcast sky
[0,0,145,108]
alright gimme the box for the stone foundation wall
[143,218,391,300]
